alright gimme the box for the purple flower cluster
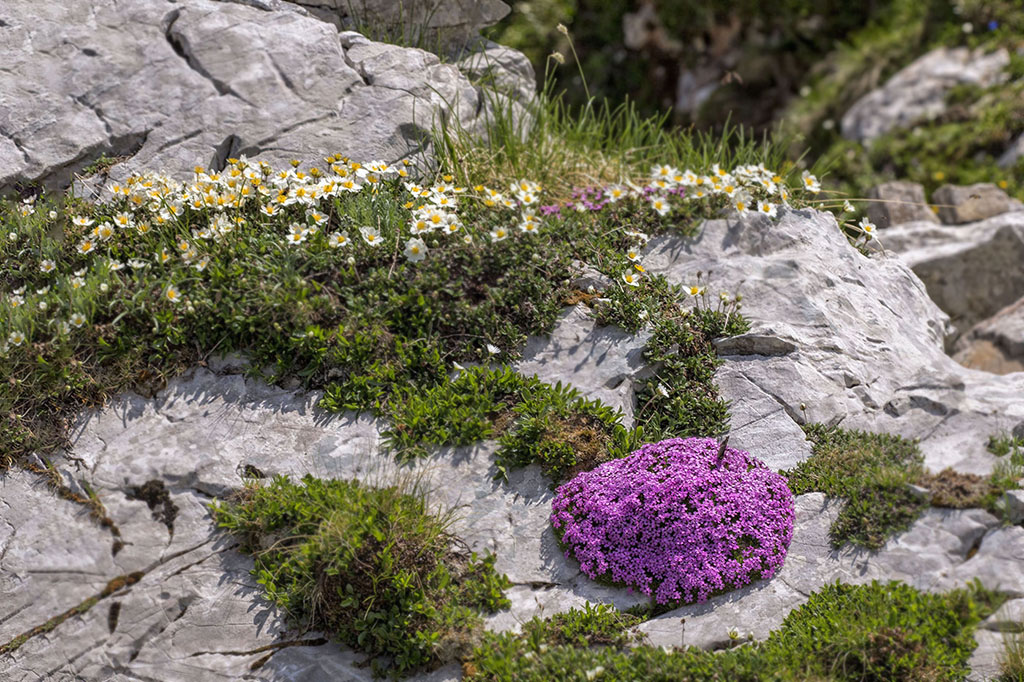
[550,437,795,605]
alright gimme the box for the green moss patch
[211,474,510,676]
[465,580,1004,681]
[787,426,1024,550]
[784,425,927,550]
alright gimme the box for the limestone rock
[841,47,1009,143]
[457,39,537,104]
[967,629,1007,682]
[292,0,509,48]
[516,305,652,428]
[6,206,1024,679]
[644,208,1024,478]
[0,370,578,679]
[866,181,938,228]
[940,525,1024,596]
[569,260,613,292]
[0,0,518,194]
[934,183,1016,224]
[982,598,1024,631]
[1007,489,1024,524]
[886,212,1024,333]
[999,133,1024,169]
[954,297,1024,374]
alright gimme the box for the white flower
[404,237,427,262]
[327,231,350,248]
[657,383,670,398]
[688,285,705,296]
[285,229,308,245]
[306,209,328,226]
[69,276,86,290]
[40,259,56,273]
[164,284,181,303]
[519,216,541,234]
[843,200,854,213]
[8,331,26,346]
[71,216,94,228]
[858,217,877,239]
[69,312,86,328]
[99,282,109,293]
[733,192,752,215]
[758,201,778,218]
[604,185,627,203]
[486,343,501,355]
[490,226,509,242]
[801,170,821,193]
[360,225,382,246]
[38,300,48,312]
[622,270,641,287]
[8,294,25,308]
[95,222,115,241]
[649,195,671,216]
[108,259,125,272]
[626,247,642,262]
[128,258,149,269]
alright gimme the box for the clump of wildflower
[551,437,795,605]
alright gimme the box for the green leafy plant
[211,474,510,675]
[465,579,1004,681]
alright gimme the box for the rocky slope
[0,0,529,194]
[2,1,1024,680]
[2,206,1023,680]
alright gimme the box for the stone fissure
[163,9,254,106]
[187,637,330,658]
[0,537,213,656]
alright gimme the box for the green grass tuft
[785,425,927,550]
[211,474,510,676]
[465,580,1004,681]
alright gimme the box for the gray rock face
[642,209,1024,477]
[841,47,1009,144]
[954,297,1024,374]
[517,304,652,428]
[866,181,938,228]
[1000,133,1024,169]
[457,39,537,104]
[886,212,1024,335]
[934,183,1017,224]
[0,369,553,680]
[0,0,528,194]
[1007,489,1024,524]
[293,0,509,47]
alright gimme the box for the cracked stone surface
[4,208,1024,680]
[884,210,1024,338]
[841,46,1009,143]
[0,0,529,193]
[642,208,1024,477]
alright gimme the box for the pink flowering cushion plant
[550,437,795,605]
